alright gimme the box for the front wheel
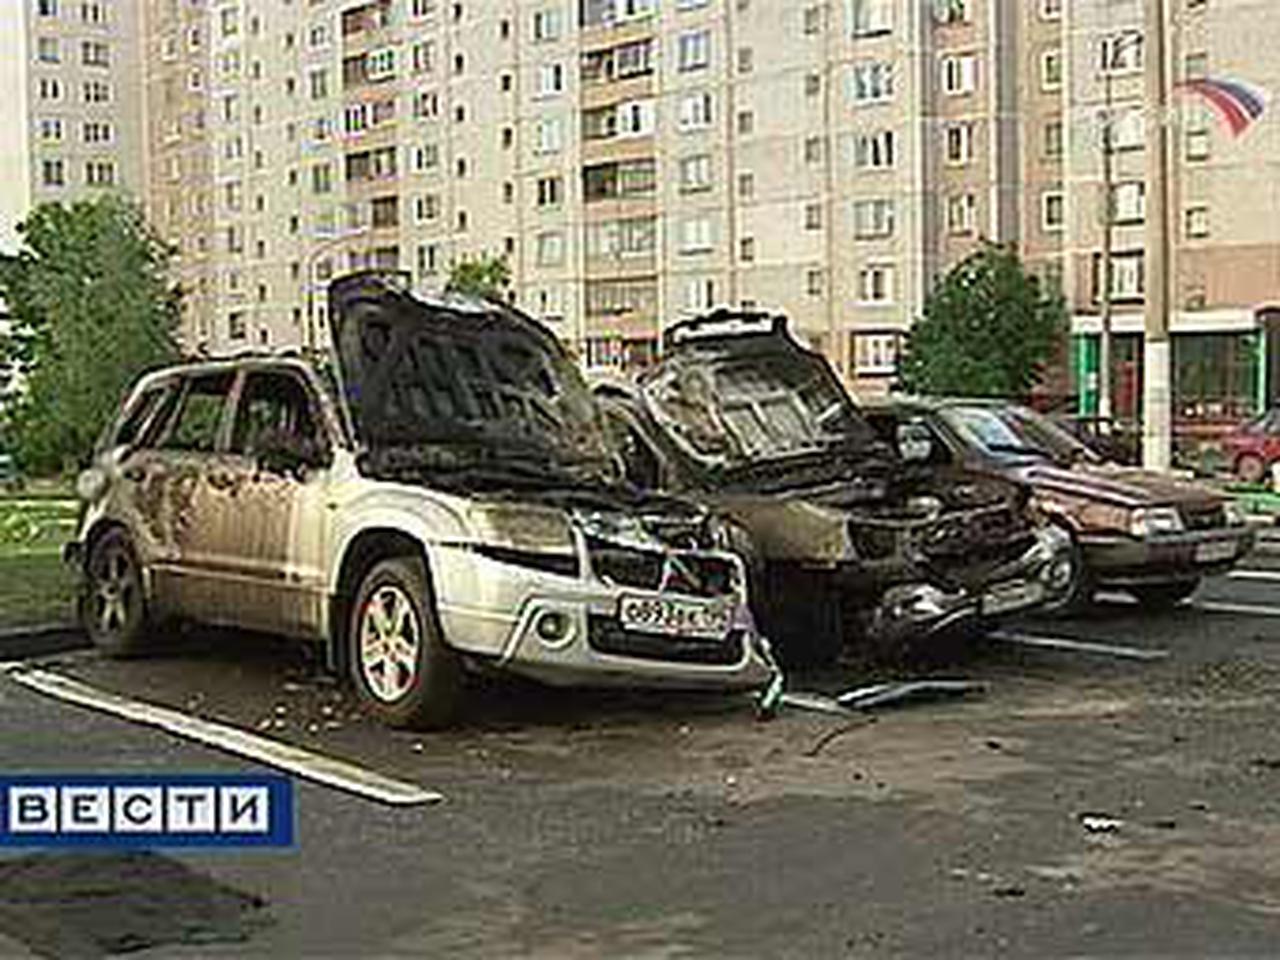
[1039,527,1094,617]
[84,528,153,658]
[1129,580,1200,609]
[1236,454,1268,486]
[349,556,462,730]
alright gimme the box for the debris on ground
[835,680,985,711]
[1077,813,1124,833]
[802,717,878,758]
[990,630,1169,661]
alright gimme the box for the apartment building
[0,0,145,253]
[1060,0,1280,426]
[137,0,1280,422]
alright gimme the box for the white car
[66,272,775,728]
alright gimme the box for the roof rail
[663,308,788,350]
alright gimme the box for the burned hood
[637,311,886,484]
[1014,461,1222,511]
[328,272,613,476]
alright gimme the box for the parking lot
[5,552,1280,958]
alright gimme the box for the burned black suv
[592,311,1074,665]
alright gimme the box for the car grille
[1181,504,1226,531]
[585,537,737,598]
[587,615,746,666]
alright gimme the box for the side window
[230,371,320,456]
[99,381,177,453]
[163,373,235,453]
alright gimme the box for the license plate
[618,595,733,639]
[981,580,1045,616]
[1195,540,1238,564]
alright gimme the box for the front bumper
[430,544,775,691]
[1082,526,1256,586]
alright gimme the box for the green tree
[898,243,1067,398]
[445,253,511,301]
[0,196,180,474]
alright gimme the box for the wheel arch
[327,527,436,676]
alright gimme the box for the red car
[1222,409,1280,484]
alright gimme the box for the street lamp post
[1142,0,1174,470]
[303,226,369,354]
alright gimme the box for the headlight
[75,467,108,503]
[1130,506,1184,538]
[466,503,575,552]
[1224,501,1247,527]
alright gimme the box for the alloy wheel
[358,585,422,703]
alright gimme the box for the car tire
[1040,527,1094,617]
[83,528,153,658]
[348,556,462,730]
[1129,580,1200,609]
[1236,454,1267,485]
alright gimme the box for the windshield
[943,404,1099,464]
[331,280,615,479]
[643,348,877,468]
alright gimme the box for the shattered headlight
[1129,506,1184,538]
[466,503,576,552]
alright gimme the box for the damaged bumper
[429,542,776,691]
[867,524,1075,641]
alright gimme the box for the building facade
[0,0,146,252]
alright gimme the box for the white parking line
[1195,600,1280,618]
[989,630,1169,661]
[1228,569,1280,583]
[0,664,443,807]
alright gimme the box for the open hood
[327,272,613,477]
[636,310,885,478]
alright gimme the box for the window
[854,199,895,238]
[1185,51,1208,82]
[738,47,754,74]
[228,372,318,457]
[805,203,823,231]
[367,48,396,81]
[679,92,713,131]
[37,0,57,15]
[852,332,900,375]
[166,374,234,452]
[806,269,824,297]
[309,69,329,100]
[1041,49,1062,90]
[679,154,712,192]
[803,5,823,34]
[684,277,716,312]
[38,78,62,101]
[738,172,755,198]
[1101,32,1144,73]
[538,62,565,96]
[1186,111,1210,161]
[537,176,563,207]
[805,72,821,97]
[536,117,563,154]
[947,194,977,235]
[585,216,657,257]
[36,37,59,62]
[857,264,895,304]
[1042,191,1065,231]
[1040,0,1062,19]
[39,118,63,141]
[618,99,656,136]
[83,80,109,103]
[935,0,971,23]
[680,217,713,253]
[740,237,756,262]
[415,194,440,222]
[1044,120,1063,158]
[804,136,825,164]
[736,110,754,135]
[851,61,894,103]
[40,159,65,186]
[945,122,974,164]
[851,0,892,36]
[1109,107,1145,150]
[1185,205,1209,239]
[941,53,977,95]
[854,130,896,169]
[1097,251,1144,300]
[533,8,562,40]
[1113,181,1145,224]
[678,30,710,71]
[535,231,565,266]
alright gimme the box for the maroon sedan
[1222,409,1280,484]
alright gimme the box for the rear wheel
[348,556,462,730]
[1130,579,1200,609]
[84,528,152,658]
[1236,454,1267,485]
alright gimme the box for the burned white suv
[66,273,774,728]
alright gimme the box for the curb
[0,622,88,659]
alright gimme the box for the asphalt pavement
[6,559,1280,957]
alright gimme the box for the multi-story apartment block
[0,0,145,252]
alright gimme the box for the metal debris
[835,680,985,711]
[990,630,1169,662]
[1078,813,1124,833]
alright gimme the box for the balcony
[583,158,657,204]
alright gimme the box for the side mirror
[897,421,934,464]
[254,428,330,479]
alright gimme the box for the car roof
[861,395,1011,412]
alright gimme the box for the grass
[0,495,80,629]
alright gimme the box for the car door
[199,365,333,638]
[138,369,239,623]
